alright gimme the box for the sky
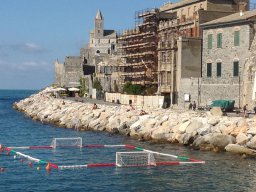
[1,0,256,90]
[0,0,171,90]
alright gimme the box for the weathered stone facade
[200,11,255,108]
[54,10,118,94]
[157,0,246,107]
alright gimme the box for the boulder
[197,124,212,136]
[210,107,223,116]
[225,144,256,156]
[192,134,214,150]
[247,127,256,135]
[230,125,248,137]
[207,117,220,126]
[236,133,249,145]
[221,124,236,135]
[177,121,191,134]
[247,135,256,149]
[210,134,235,150]
[186,119,202,133]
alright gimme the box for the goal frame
[51,137,82,148]
[116,151,156,167]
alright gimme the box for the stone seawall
[13,88,256,156]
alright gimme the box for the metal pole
[239,74,241,108]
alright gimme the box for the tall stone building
[157,0,250,107]
[199,9,256,108]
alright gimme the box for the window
[234,31,240,46]
[233,61,239,76]
[217,62,222,77]
[208,34,212,49]
[217,33,222,48]
[207,63,212,77]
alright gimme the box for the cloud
[0,59,51,71]
[16,60,51,71]
[10,42,45,53]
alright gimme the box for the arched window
[96,50,100,54]
[83,57,87,64]
[108,49,110,54]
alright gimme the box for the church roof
[96,10,103,20]
[104,30,116,37]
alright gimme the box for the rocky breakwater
[13,89,256,156]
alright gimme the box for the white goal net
[51,137,82,148]
[116,152,156,167]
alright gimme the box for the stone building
[198,9,256,108]
[157,0,250,107]
[54,10,118,95]
[54,56,82,88]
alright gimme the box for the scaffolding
[118,8,159,86]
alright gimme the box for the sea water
[0,90,256,192]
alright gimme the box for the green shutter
[217,62,222,77]
[217,33,222,48]
[234,31,240,46]
[233,61,239,76]
[208,34,212,49]
[207,63,212,77]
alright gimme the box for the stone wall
[64,56,83,87]
[54,60,65,87]
[105,92,164,108]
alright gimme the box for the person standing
[189,102,193,110]
[192,101,196,111]
[243,104,248,118]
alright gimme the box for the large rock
[236,133,249,145]
[247,127,256,135]
[207,117,220,126]
[192,134,214,150]
[176,121,191,134]
[209,134,235,150]
[186,119,202,133]
[210,107,223,116]
[230,126,248,137]
[197,124,212,136]
[247,135,256,149]
[225,144,256,156]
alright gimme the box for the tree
[93,78,103,91]
[79,77,88,97]
[123,82,143,95]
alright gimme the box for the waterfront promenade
[13,87,256,157]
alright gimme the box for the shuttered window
[234,31,240,46]
[233,61,239,76]
[217,62,222,77]
[207,63,212,77]
[217,33,222,48]
[208,34,212,49]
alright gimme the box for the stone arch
[216,59,222,63]
[233,57,240,62]
[233,26,241,31]
[206,59,213,63]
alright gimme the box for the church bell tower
[94,10,104,38]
